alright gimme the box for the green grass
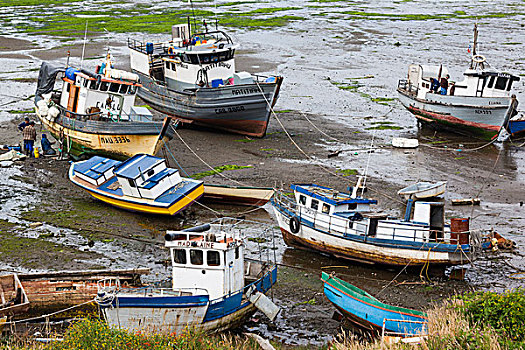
[191,164,253,180]
[336,169,358,176]
[234,138,256,143]
[8,108,33,114]
[366,125,402,130]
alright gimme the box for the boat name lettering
[203,62,231,71]
[497,73,510,78]
[100,136,131,144]
[474,110,492,115]
[488,101,502,105]
[215,106,245,114]
[231,88,258,96]
[177,241,215,248]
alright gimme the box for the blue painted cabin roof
[291,184,377,206]
[74,156,122,181]
[114,154,165,180]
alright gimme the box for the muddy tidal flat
[0,0,524,347]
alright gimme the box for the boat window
[219,52,228,61]
[128,179,136,188]
[190,249,203,265]
[311,199,319,210]
[173,249,187,264]
[171,62,176,71]
[210,55,218,63]
[109,83,120,93]
[487,76,495,89]
[507,79,513,91]
[119,84,129,94]
[66,83,70,92]
[348,203,357,210]
[165,61,170,69]
[299,195,306,205]
[200,54,210,63]
[207,250,220,266]
[495,77,507,90]
[322,203,330,214]
[147,169,154,177]
[235,246,239,259]
[181,54,190,63]
[90,80,99,90]
[100,81,109,92]
[83,79,89,88]
[129,86,137,94]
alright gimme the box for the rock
[29,222,43,228]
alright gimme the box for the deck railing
[398,79,418,95]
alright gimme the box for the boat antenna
[80,21,88,69]
[189,0,198,34]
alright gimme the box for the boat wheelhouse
[69,154,203,215]
[35,56,174,160]
[397,24,520,139]
[96,220,278,334]
[128,24,283,137]
[272,183,476,266]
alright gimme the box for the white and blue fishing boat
[95,220,279,334]
[69,154,204,215]
[128,24,283,137]
[321,272,427,336]
[272,182,477,266]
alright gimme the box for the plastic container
[65,67,79,81]
[146,42,154,55]
[211,79,223,88]
[450,218,469,245]
[34,147,40,158]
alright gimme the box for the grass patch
[274,109,294,113]
[366,125,402,130]
[339,10,519,21]
[336,169,358,176]
[8,108,34,114]
[247,237,266,243]
[234,138,255,143]
[191,164,252,180]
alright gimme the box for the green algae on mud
[191,164,253,180]
[340,10,520,21]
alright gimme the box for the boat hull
[322,273,427,336]
[273,207,469,266]
[397,89,508,139]
[36,109,172,160]
[202,184,274,206]
[508,119,525,136]
[135,72,283,137]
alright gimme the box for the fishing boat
[95,220,279,334]
[128,23,283,137]
[508,113,525,136]
[397,181,446,200]
[397,24,520,139]
[69,154,204,215]
[271,182,477,266]
[321,272,427,336]
[34,54,174,160]
[0,274,30,318]
[202,184,274,206]
[18,269,148,313]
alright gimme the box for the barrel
[450,218,470,245]
[146,42,154,55]
[65,67,79,81]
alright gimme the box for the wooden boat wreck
[95,220,278,334]
[397,181,446,200]
[0,274,30,318]
[202,184,274,206]
[34,54,174,160]
[128,24,283,137]
[271,183,477,266]
[397,24,520,139]
[321,272,427,336]
[18,268,148,313]
[69,154,204,215]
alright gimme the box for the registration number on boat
[231,88,259,96]
[100,136,131,144]
[215,106,245,114]
[474,110,492,115]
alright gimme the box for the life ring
[289,216,300,234]
[472,54,486,64]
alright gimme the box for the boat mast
[470,23,478,69]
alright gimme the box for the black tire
[289,216,300,234]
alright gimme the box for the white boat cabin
[403,64,519,100]
[129,24,263,90]
[113,154,182,200]
[165,225,244,300]
[59,62,141,121]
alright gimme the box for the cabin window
[147,169,155,177]
[210,55,218,63]
[181,54,190,63]
[99,81,109,92]
[311,199,319,210]
[129,86,137,95]
[119,84,129,94]
[200,54,210,63]
[507,80,513,91]
[173,249,187,264]
[165,61,170,69]
[207,251,220,266]
[66,83,70,92]
[128,179,136,188]
[348,203,357,210]
[487,76,495,89]
[83,79,89,88]
[171,62,176,71]
[235,246,239,259]
[495,77,507,90]
[219,52,228,61]
[190,249,203,265]
[109,83,120,93]
[322,203,331,214]
[90,80,99,90]
[299,195,306,205]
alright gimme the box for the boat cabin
[402,64,519,100]
[165,225,244,300]
[73,156,122,187]
[292,184,377,216]
[129,24,263,90]
[113,154,182,200]
[59,66,141,121]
